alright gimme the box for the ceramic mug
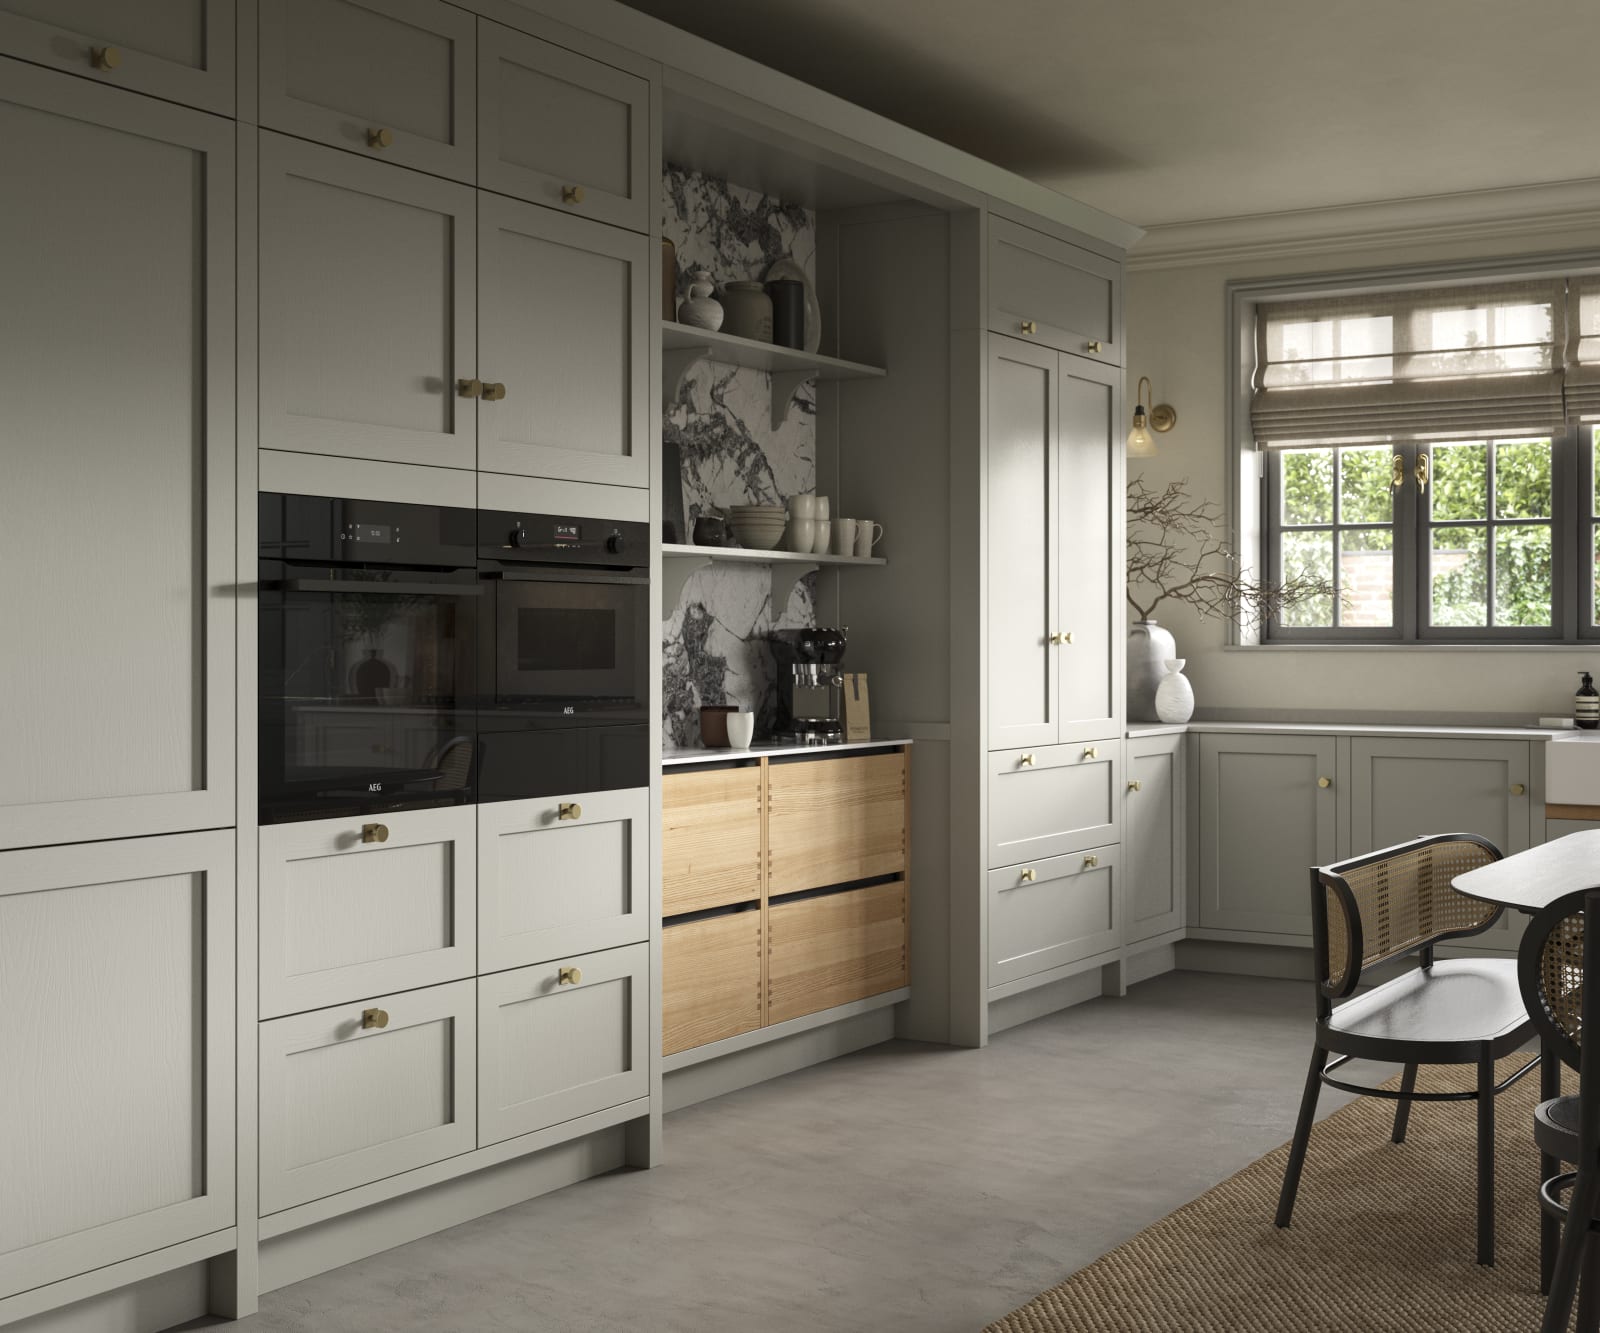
[855,520,883,558]
[788,492,816,521]
[833,518,858,556]
[726,711,756,749]
[787,516,815,553]
[814,495,830,521]
[811,519,831,554]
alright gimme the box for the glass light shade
[1127,415,1157,456]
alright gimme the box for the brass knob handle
[1083,854,1099,869]
[1019,867,1036,883]
[1127,779,1142,792]
[482,381,507,401]
[90,45,121,70]
[1088,340,1103,353]
[1049,631,1065,645]
[562,185,585,205]
[361,1007,389,1029]
[1511,783,1527,796]
[1082,747,1098,761]
[1020,320,1037,334]
[558,966,582,985]
[1317,776,1332,789]
[1019,753,1034,767]
[361,822,389,843]
[558,801,582,821]
[457,377,482,398]
[367,127,394,149]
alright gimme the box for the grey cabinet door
[988,215,1122,366]
[988,844,1119,986]
[1198,733,1337,938]
[0,0,233,115]
[987,743,1120,868]
[987,335,1060,751]
[0,63,235,850]
[1127,734,1184,943]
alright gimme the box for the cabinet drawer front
[989,216,1121,365]
[259,979,476,1215]
[478,943,648,1145]
[479,787,648,973]
[258,132,477,470]
[0,1,234,115]
[988,743,1120,867]
[477,193,649,488]
[260,0,475,183]
[0,831,234,1299]
[260,806,476,1018]
[767,882,908,1026]
[477,19,649,233]
[662,766,763,915]
[662,908,762,1057]
[988,845,1119,985]
[767,752,909,896]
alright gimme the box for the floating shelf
[661,542,886,613]
[661,321,886,428]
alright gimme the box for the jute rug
[984,1055,1576,1333]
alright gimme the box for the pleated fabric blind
[1566,276,1600,420]
[1251,279,1567,445]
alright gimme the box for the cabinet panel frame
[1125,733,1185,943]
[986,742,1121,867]
[988,214,1122,366]
[986,842,1120,986]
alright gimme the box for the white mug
[855,520,883,558]
[811,519,831,554]
[834,518,858,556]
[726,711,755,749]
[814,495,830,521]
[787,492,816,521]
[787,516,815,553]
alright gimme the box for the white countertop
[663,738,913,766]
[1126,721,1570,741]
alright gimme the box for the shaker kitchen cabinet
[1125,733,1185,944]
[988,215,1122,367]
[0,0,234,116]
[987,845,1119,986]
[0,64,235,850]
[0,831,235,1300]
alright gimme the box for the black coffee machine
[769,626,847,744]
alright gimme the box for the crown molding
[1128,176,1600,272]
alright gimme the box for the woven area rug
[984,1055,1573,1333]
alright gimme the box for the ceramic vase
[720,280,773,342]
[1154,658,1195,724]
[1127,619,1176,722]
[677,268,723,331]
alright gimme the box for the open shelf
[662,321,886,427]
[661,542,885,612]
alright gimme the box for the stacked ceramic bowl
[725,504,788,550]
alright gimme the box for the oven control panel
[481,510,647,569]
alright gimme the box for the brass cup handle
[361,822,389,843]
[457,378,483,398]
[558,801,582,821]
[1020,320,1037,334]
[1127,779,1142,792]
[1049,631,1074,645]
[361,1007,389,1030]
[1317,776,1332,789]
[1083,854,1099,869]
[1019,868,1036,883]
[1511,783,1527,796]
[1087,340,1103,353]
[1082,747,1098,760]
[561,185,585,205]
[558,966,582,985]
[367,127,394,149]
[482,381,507,401]
[91,45,121,70]
[1019,753,1035,767]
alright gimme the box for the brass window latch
[1391,453,1404,490]
[1416,452,1430,494]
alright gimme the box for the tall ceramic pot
[1127,619,1177,723]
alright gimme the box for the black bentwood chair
[1275,833,1540,1266]
[1520,888,1600,1333]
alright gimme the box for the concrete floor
[221,971,1357,1333]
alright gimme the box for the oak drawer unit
[988,214,1121,366]
[478,942,648,1145]
[259,806,476,1018]
[478,787,648,974]
[767,881,908,1026]
[477,18,650,233]
[988,844,1120,986]
[662,908,763,1056]
[766,752,909,895]
[987,742,1120,868]
[662,766,763,915]
[258,979,476,1215]
[259,0,476,183]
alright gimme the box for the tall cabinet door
[1056,355,1121,740]
[478,194,650,487]
[259,132,477,470]
[0,830,235,1300]
[0,64,234,851]
[987,335,1060,751]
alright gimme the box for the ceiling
[619,0,1600,231]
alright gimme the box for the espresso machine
[769,626,847,744]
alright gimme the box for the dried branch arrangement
[1126,477,1334,630]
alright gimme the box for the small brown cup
[699,705,736,747]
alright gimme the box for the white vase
[1127,619,1176,722]
[677,268,723,331]
[1154,658,1195,724]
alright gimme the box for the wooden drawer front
[479,788,648,974]
[258,131,477,470]
[767,752,909,896]
[259,806,476,1018]
[478,943,648,1145]
[988,742,1120,868]
[988,845,1119,986]
[767,882,908,1026]
[663,766,763,915]
[0,1,234,116]
[478,19,649,233]
[989,216,1121,365]
[260,0,475,183]
[259,979,475,1215]
[662,909,762,1057]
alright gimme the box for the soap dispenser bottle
[1578,672,1600,729]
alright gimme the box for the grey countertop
[663,737,913,767]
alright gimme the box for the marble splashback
[661,166,818,748]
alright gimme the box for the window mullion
[1401,441,1421,639]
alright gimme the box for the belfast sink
[1545,732,1600,805]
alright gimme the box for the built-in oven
[475,508,650,802]
[258,492,479,824]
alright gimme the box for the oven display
[344,523,395,543]
[554,522,582,545]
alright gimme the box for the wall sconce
[1127,376,1176,457]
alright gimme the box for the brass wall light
[1127,376,1176,457]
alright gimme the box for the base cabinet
[1126,734,1184,944]
[988,845,1119,986]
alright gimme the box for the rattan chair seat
[1325,957,1530,1058]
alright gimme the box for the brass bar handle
[361,822,389,843]
[1511,783,1527,796]
[558,801,582,821]
[1087,340,1102,353]
[1416,452,1430,495]
[367,127,394,149]
[561,185,585,205]
[1019,868,1036,883]
[1127,779,1142,792]
[457,378,482,398]
[1020,320,1037,335]
[90,45,121,70]
[1082,746,1098,760]
[1317,776,1332,789]
[1018,753,1035,767]
[361,1007,389,1030]
[1083,854,1099,869]
[558,966,582,985]
[482,381,507,402]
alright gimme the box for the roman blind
[1251,279,1566,444]
[1566,276,1600,420]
